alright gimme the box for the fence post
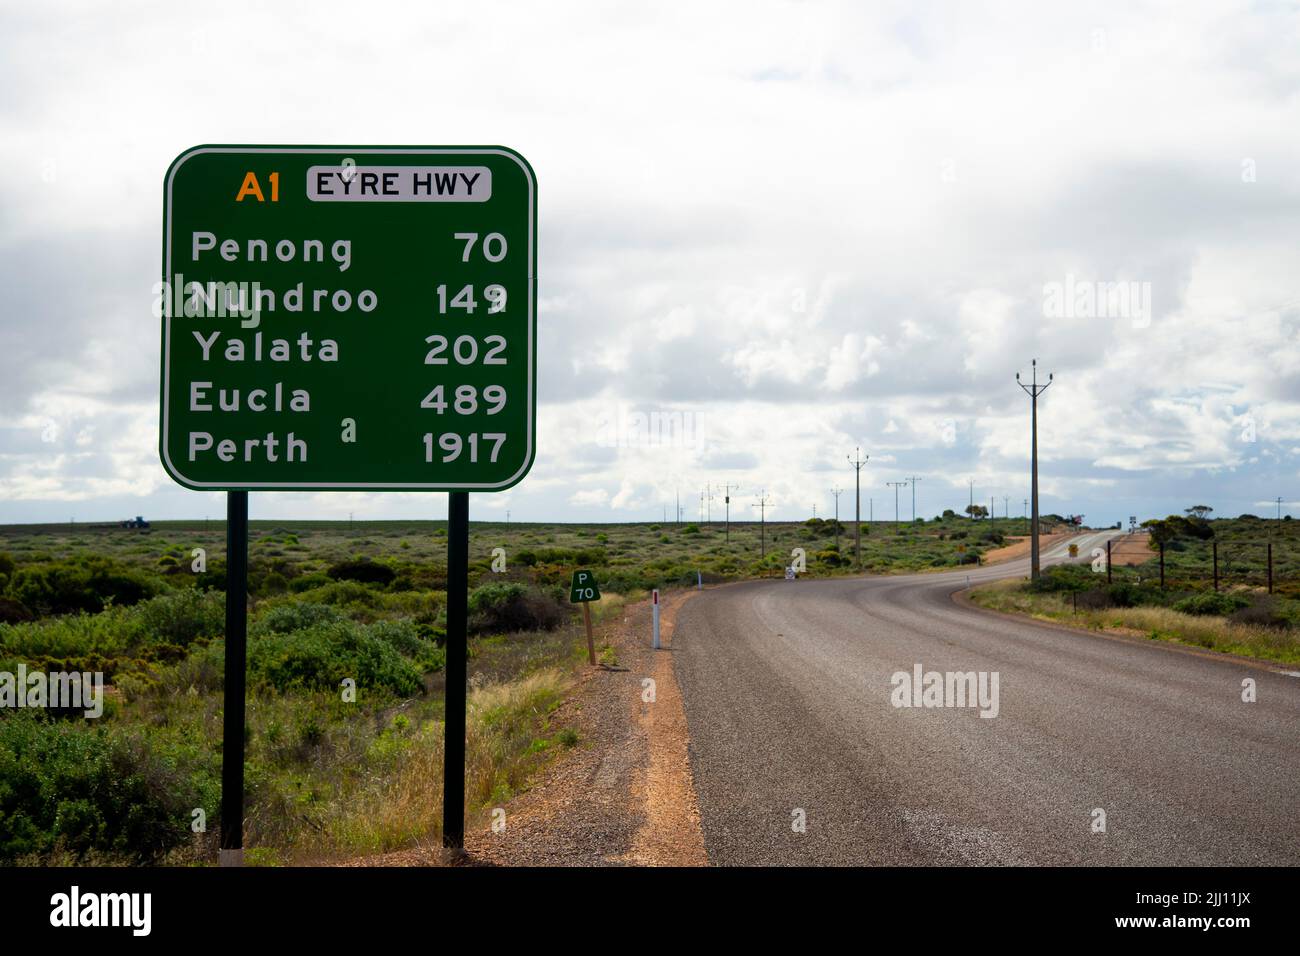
[1212,541,1218,592]
[1159,540,1165,591]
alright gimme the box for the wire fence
[1102,534,1300,597]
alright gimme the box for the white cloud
[1,0,1298,523]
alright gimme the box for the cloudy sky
[1,0,1298,525]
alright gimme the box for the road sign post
[161,144,537,858]
[443,492,469,849]
[570,569,601,665]
[219,490,247,867]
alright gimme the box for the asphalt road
[673,532,1300,865]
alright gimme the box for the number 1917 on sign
[424,432,507,464]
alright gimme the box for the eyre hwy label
[159,145,536,491]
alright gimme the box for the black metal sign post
[220,490,249,867]
[443,491,469,851]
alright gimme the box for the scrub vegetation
[0,511,1058,864]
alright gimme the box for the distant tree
[942,509,957,519]
[1142,517,1178,547]
[964,504,989,519]
[1143,513,1214,549]
[1185,505,1214,521]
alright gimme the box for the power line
[887,481,906,529]
[905,476,922,523]
[831,487,843,553]
[752,490,771,560]
[1017,358,1054,581]
[722,483,741,544]
[848,448,868,568]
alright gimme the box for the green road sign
[570,569,601,603]
[159,145,537,491]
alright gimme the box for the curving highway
[673,531,1300,865]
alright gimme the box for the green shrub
[0,597,33,625]
[254,602,346,635]
[289,573,331,593]
[1105,583,1145,608]
[134,588,225,646]
[5,557,160,616]
[248,620,423,695]
[1228,596,1291,628]
[326,560,396,586]
[467,583,569,635]
[292,580,383,609]
[0,714,202,863]
[1173,592,1251,616]
[1029,564,1097,593]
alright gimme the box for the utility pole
[887,480,906,529]
[1278,496,1285,533]
[848,447,868,568]
[906,476,922,523]
[753,490,770,560]
[1003,495,1009,521]
[1017,358,1053,581]
[990,496,995,533]
[675,488,680,527]
[831,487,843,553]
[722,483,740,544]
[1023,498,1028,518]
[869,498,873,524]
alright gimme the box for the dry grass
[317,668,572,857]
[970,578,1300,664]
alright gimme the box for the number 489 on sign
[424,432,506,463]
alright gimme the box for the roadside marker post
[697,570,702,590]
[569,569,602,665]
[160,144,538,858]
[652,589,661,649]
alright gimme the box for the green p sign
[570,569,601,603]
[159,145,537,491]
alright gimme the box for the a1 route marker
[570,569,601,665]
[160,145,537,861]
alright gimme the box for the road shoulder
[951,584,1294,674]
[464,589,708,866]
